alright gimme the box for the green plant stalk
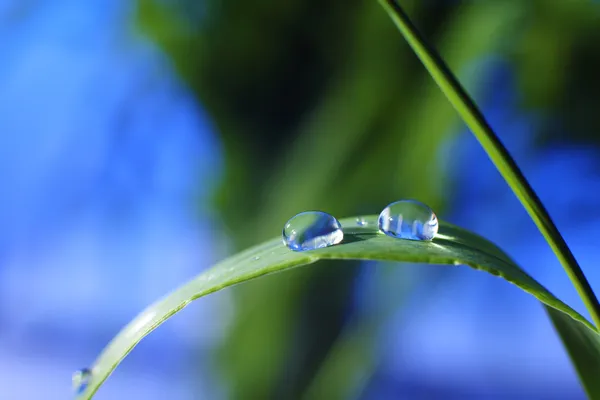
[378,0,600,329]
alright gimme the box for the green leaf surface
[77,217,595,399]
[547,306,600,398]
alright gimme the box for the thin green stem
[378,0,600,329]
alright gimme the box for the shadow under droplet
[340,231,381,244]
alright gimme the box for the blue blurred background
[2,1,600,399]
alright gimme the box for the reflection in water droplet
[356,217,368,226]
[378,200,438,241]
[72,368,92,395]
[283,211,343,251]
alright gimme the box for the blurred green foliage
[137,0,600,398]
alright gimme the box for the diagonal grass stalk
[377,0,600,329]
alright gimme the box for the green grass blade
[377,0,600,329]
[547,306,600,398]
[76,216,595,399]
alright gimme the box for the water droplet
[283,211,343,251]
[252,256,260,261]
[378,200,438,241]
[72,368,92,395]
[356,217,368,226]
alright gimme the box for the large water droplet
[378,200,438,241]
[283,211,343,251]
[72,368,92,395]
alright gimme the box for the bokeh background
[2,0,600,399]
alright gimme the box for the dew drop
[283,211,343,251]
[72,368,92,395]
[253,256,260,261]
[378,200,438,241]
[356,217,368,226]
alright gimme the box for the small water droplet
[356,217,368,226]
[283,211,343,251]
[378,200,438,241]
[253,256,260,261]
[72,368,92,395]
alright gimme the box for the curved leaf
[77,216,595,399]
